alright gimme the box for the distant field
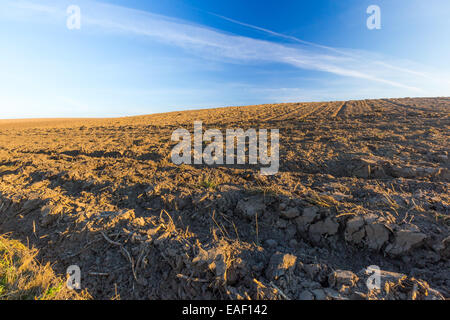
[0,97,449,299]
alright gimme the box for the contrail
[206,11,360,58]
[206,11,436,82]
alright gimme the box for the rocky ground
[0,97,448,300]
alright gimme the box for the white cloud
[2,0,450,96]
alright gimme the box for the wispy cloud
[2,0,449,95]
[207,12,450,90]
[205,11,356,57]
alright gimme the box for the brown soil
[0,97,449,300]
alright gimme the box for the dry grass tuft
[305,190,339,208]
[0,234,90,300]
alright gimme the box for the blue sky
[1,0,449,118]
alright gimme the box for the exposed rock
[302,206,319,220]
[191,246,232,284]
[303,263,329,283]
[328,270,359,288]
[364,223,390,251]
[348,157,392,179]
[385,230,427,256]
[295,206,319,233]
[235,196,265,220]
[388,165,415,178]
[388,165,440,179]
[309,217,339,242]
[280,207,300,219]
[345,216,365,244]
[344,214,391,251]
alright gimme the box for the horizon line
[1,95,448,121]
